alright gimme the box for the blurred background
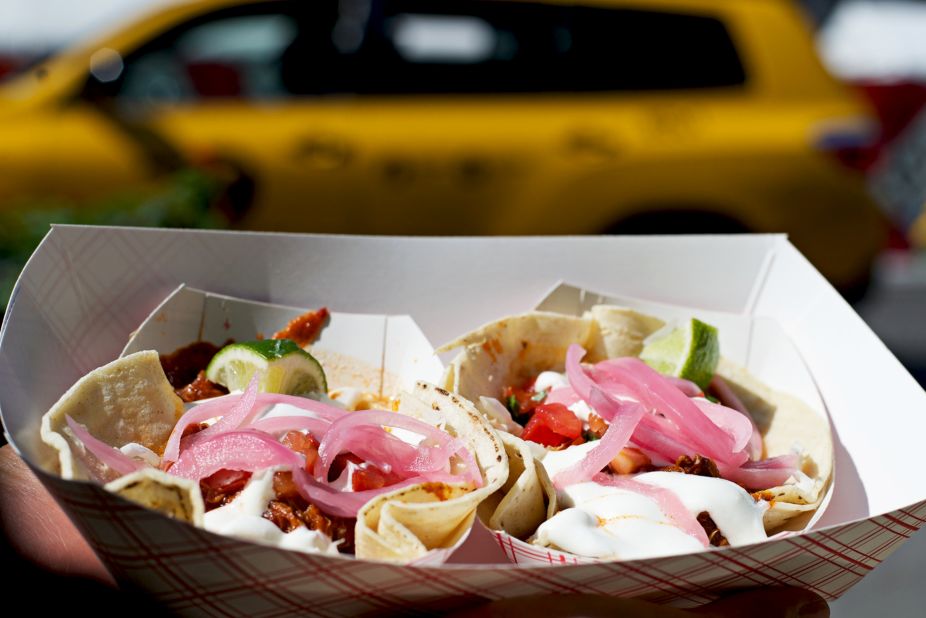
[1,0,925,389]
[2,2,926,614]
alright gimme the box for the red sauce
[159,341,226,389]
[176,370,228,403]
[200,469,253,510]
[272,307,329,347]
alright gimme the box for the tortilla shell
[440,307,834,540]
[355,382,509,562]
[41,353,508,563]
[105,468,204,525]
[40,351,184,481]
[715,358,833,531]
[483,433,557,539]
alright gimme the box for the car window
[117,12,300,102]
[105,0,745,103]
[360,0,745,94]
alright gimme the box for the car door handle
[293,134,353,170]
[563,129,621,161]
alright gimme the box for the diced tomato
[608,447,651,475]
[200,469,252,510]
[272,470,302,502]
[202,468,251,492]
[329,452,364,482]
[281,430,319,474]
[502,385,547,422]
[521,403,583,448]
[350,465,403,491]
[587,413,609,439]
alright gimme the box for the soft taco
[439,306,833,561]
[40,349,507,563]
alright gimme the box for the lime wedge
[205,339,327,395]
[639,318,719,390]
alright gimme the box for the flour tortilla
[40,351,184,481]
[40,353,507,563]
[355,382,509,562]
[440,307,834,538]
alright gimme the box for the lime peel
[639,318,719,390]
[206,339,327,396]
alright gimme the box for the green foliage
[0,169,227,316]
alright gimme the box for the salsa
[272,307,329,347]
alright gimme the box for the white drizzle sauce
[634,472,769,546]
[119,443,160,467]
[203,469,340,555]
[535,482,704,559]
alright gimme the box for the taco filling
[440,307,833,561]
[40,305,507,563]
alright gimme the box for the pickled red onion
[629,416,693,465]
[248,415,331,439]
[593,357,747,466]
[162,383,347,468]
[693,398,755,455]
[717,454,800,490]
[162,374,261,466]
[338,424,450,478]
[452,440,484,487]
[247,393,345,422]
[291,468,472,518]
[564,344,597,403]
[316,410,454,482]
[179,373,263,454]
[709,376,763,461]
[545,387,581,407]
[65,415,144,477]
[169,430,304,480]
[666,377,703,398]
[552,388,644,488]
[592,472,709,547]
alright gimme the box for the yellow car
[0,0,885,292]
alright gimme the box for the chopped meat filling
[659,456,729,546]
[197,468,355,553]
[697,512,729,547]
[266,471,355,553]
[661,454,721,478]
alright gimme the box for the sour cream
[204,469,340,555]
[534,469,769,560]
[533,371,593,421]
[535,482,704,560]
[540,441,599,483]
[533,371,570,393]
[119,443,160,467]
[634,472,769,546]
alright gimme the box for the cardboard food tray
[2,226,925,616]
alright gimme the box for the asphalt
[853,250,926,387]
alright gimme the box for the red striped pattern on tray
[35,465,926,617]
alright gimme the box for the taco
[439,306,833,560]
[40,351,507,563]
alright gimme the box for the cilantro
[583,431,601,442]
[506,394,520,415]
